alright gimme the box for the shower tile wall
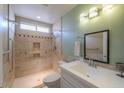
[14,31,54,77]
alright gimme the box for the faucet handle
[88,58,92,66]
[92,60,97,68]
[94,62,97,68]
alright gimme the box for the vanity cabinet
[60,69,97,88]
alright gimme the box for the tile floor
[12,69,57,88]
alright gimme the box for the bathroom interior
[0,4,124,88]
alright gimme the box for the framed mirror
[84,30,109,63]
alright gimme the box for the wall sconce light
[89,7,99,19]
[102,4,113,11]
[80,4,114,22]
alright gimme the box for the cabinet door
[61,69,97,88]
[61,78,75,88]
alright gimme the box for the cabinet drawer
[61,78,75,88]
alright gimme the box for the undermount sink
[69,63,109,81]
[69,64,87,75]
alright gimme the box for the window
[20,24,36,31]
[37,26,49,33]
[20,23,50,33]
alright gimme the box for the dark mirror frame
[84,30,109,64]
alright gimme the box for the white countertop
[60,61,124,88]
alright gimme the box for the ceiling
[13,4,76,24]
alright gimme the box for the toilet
[43,73,61,88]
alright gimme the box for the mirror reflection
[84,30,109,63]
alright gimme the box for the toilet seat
[43,73,61,85]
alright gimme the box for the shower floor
[12,69,57,88]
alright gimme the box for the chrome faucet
[88,58,97,68]
[88,58,92,66]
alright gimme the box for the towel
[74,41,80,56]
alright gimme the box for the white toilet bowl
[43,73,61,88]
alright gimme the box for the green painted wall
[62,4,124,64]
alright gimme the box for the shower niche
[33,42,40,50]
[32,42,40,57]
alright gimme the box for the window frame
[20,22,50,33]
[36,26,50,33]
[20,23,36,31]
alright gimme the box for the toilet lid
[43,73,61,83]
